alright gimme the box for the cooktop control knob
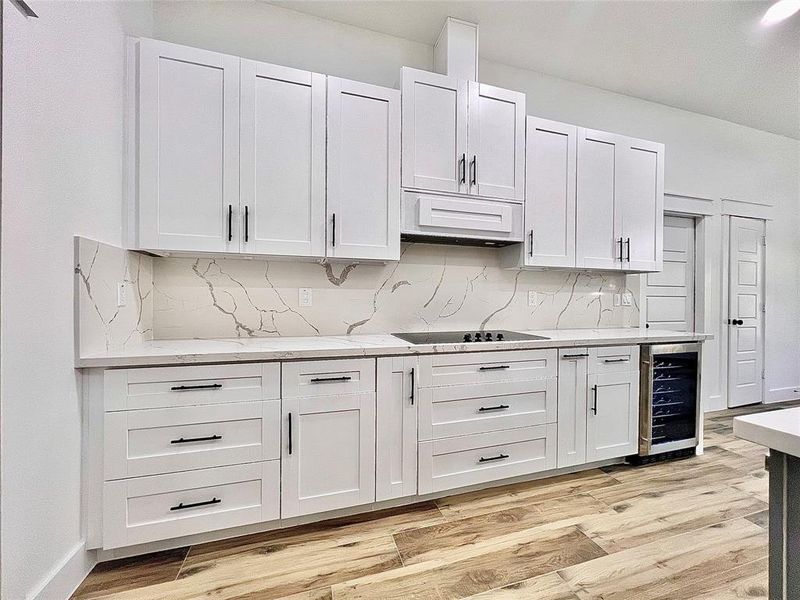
[497,333,504,341]
[474,332,482,342]
[485,332,493,341]
[463,333,472,343]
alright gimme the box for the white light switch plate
[613,293,621,307]
[299,288,312,307]
[117,282,127,307]
[527,291,537,306]
[622,292,633,306]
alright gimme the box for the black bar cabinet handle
[478,404,510,412]
[617,237,624,261]
[288,412,292,455]
[309,376,352,383]
[331,213,336,247]
[171,435,222,444]
[459,153,466,184]
[244,205,249,243]
[227,205,233,242]
[170,497,220,511]
[591,385,598,415]
[170,383,223,392]
[410,368,415,405]
[603,358,629,363]
[562,353,589,359]
[528,230,534,257]
[625,237,631,262]
[479,454,509,463]
[470,155,477,185]
[479,365,510,371]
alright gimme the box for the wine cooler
[638,343,701,459]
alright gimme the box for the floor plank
[467,572,580,599]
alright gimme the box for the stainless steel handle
[591,385,598,415]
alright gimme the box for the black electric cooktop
[391,330,550,345]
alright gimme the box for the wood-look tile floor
[74,402,800,600]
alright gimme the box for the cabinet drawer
[588,346,640,374]
[401,192,524,242]
[418,349,557,388]
[419,378,557,441]
[103,461,279,549]
[418,425,556,495]
[282,358,375,398]
[104,364,279,411]
[104,401,280,480]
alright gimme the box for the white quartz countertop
[734,408,800,458]
[76,328,710,368]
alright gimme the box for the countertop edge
[734,412,800,458]
[76,332,712,369]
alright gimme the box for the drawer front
[103,461,279,549]
[418,424,557,495]
[419,349,557,388]
[401,191,524,241]
[282,358,375,398]
[419,378,557,441]
[104,401,280,479]
[104,363,279,411]
[588,346,640,374]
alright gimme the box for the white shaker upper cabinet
[240,61,326,258]
[523,117,577,268]
[467,82,525,201]
[327,77,401,261]
[401,67,467,194]
[575,128,623,271]
[618,138,664,272]
[137,39,240,253]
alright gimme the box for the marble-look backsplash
[74,237,153,356]
[152,244,639,339]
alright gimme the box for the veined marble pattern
[75,237,154,355]
[153,244,639,339]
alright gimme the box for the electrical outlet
[613,293,621,307]
[299,288,312,307]
[117,282,127,307]
[527,291,537,306]
[622,292,633,307]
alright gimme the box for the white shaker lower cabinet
[327,77,400,261]
[281,359,376,518]
[557,349,589,468]
[586,370,639,462]
[136,39,240,253]
[239,60,326,258]
[376,357,418,501]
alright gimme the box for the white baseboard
[703,394,725,413]
[766,386,800,404]
[28,540,96,600]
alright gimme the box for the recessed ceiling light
[761,0,800,26]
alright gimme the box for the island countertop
[734,407,800,458]
[76,328,711,368]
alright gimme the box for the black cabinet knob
[497,333,504,341]
[485,332,493,341]
[474,332,482,341]
[463,333,472,343]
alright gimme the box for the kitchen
[3,1,800,599]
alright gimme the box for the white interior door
[575,128,622,270]
[401,68,467,194]
[467,82,525,201]
[327,77,400,261]
[240,61,325,258]
[727,217,765,408]
[138,39,240,253]
[643,216,696,331]
[524,117,577,268]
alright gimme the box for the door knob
[731,319,744,325]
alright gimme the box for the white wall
[153,1,800,411]
[1,2,153,599]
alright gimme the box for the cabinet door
[467,82,525,201]
[575,128,622,270]
[281,392,375,518]
[401,68,467,194]
[376,357,417,501]
[524,117,577,268]
[240,61,325,257]
[327,78,400,261]
[557,349,588,468]
[138,39,239,252]
[586,371,639,462]
[618,138,664,272]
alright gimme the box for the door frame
[722,215,766,408]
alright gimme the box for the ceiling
[270,0,800,139]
